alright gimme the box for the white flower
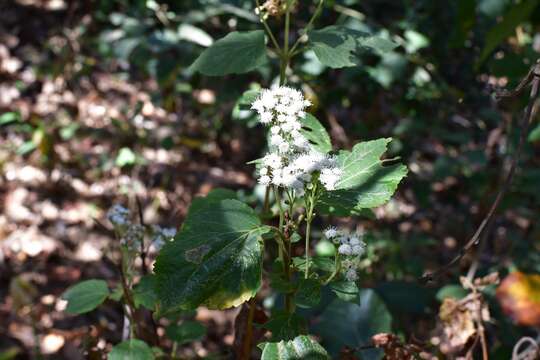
[278,142,290,153]
[320,166,342,191]
[270,134,285,146]
[251,99,265,113]
[263,153,282,169]
[281,121,294,132]
[349,236,362,246]
[345,269,358,282]
[270,126,281,135]
[324,226,339,239]
[107,204,130,227]
[162,227,176,238]
[121,224,144,250]
[338,244,352,255]
[259,167,268,175]
[352,244,365,256]
[259,175,271,185]
[260,111,273,124]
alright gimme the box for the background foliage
[1,0,540,358]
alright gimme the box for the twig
[135,196,148,275]
[512,337,540,360]
[420,60,540,283]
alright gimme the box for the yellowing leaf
[496,272,540,327]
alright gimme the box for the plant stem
[279,0,292,85]
[289,0,324,56]
[304,184,318,279]
[255,0,282,55]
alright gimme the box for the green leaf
[108,339,154,360]
[312,289,391,358]
[299,114,332,153]
[261,335,330,360]
[477,0,539,67]
[165,321,206,344]
[436,284,468,302]
[0,112,20,126]
[330,281,359,303]
[262,310,305,341]
[154,198,269,310]
[317,138,407,215]
[133,275,158,310]
[189,30,267,76]
[232,89,261,124]
[528,123,540,142]
[115,147,137,167]
[62,279,110,315]
[308,26,397,68]
[296,278,321,308]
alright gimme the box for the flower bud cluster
[324,226,367,282]
[107,204,176,252]
[252,86,342,194]
[151,225,177,251]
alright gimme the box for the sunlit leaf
[477,0,539,66]
[308,26,397,68]
[260,335,330,359]
[299,114,332,153]
[189,30,267,76]
[317,138,407,215]
[155,198,269,310]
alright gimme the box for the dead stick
[420,60,540,283]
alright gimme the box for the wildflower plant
[61,1,408,358]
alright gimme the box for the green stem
[255,0,282,55]
[289,0,324,57]
[304,185,318,279]
[323,253,341,285]
[279,0,293,85]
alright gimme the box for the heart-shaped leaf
[317,138,407,215]
[155,198,269,310]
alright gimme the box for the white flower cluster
[151,225,177,251]
[252,86,342,193]
[324,226,367,282]
[107,204,130,227]
[106,204,176,252]
[121,224,144,250]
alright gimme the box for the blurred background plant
[1,0,540,358]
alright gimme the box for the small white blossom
[161,227,177,238]
[324,226,339,239]
[263,153,282,169]
[107,204,130,227]
[121,224,144,250]
[259,167,268,175]
[270,126,281,135]
[338,244,352,255]
[260,111,273,124]
[259,175,271,185]
[345,269,358,282]
[278,142,290,153]
[352,244,366,256]
[270,134,285,146]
